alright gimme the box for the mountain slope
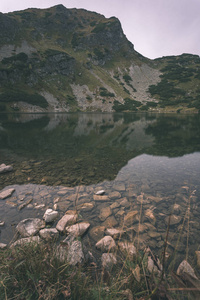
[0,5,199,113]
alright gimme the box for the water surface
[0,112,200,260]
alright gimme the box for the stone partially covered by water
[118,241,137,259]
[0,163,13,174]
[56,213,78,232]
[11,236,41,247]
[95,236,116,252]
[177,260,198,280]
[101,253,117,269]
[65,222,90,237]
[0,188,15,200]
[43,209,59,223]
[16,218,45,237]
[39,228,59,241]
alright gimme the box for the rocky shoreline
[1,163,200,298]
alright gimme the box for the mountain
[0,4,200,113]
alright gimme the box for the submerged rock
[16,218,45,237]
[102,216,118,227]
[165,215,182,226]
[124,211,138,226]
[99,207,112,221]
[89,226,105,241]
[0,188,15,200]
[93,194,110,201]
[145,209,156,225]
[77,202,94,211]
[95,236,116,252]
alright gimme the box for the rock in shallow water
[118,241,137,259]
[0,188,15,200]
[43,209,59,223]
[95,236,116,252]
[89,226,105,242]
[177,260,198,279]
[65,222,90,237]
[105,228,125,239]
[0,163,13,174]
[101,253,117,269]
[56,214,78,232]
[39,228,59,241]
[99,207,112,221]
[11,236,41,247]
[95,190,105,195]
[0,243,7,249]
[165,215,182,226]
[16,218,45,237]
[124,211,138,227]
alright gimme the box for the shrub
[2,52,28,64]
[99,87,115,97]
[0,90,48,108]
[113,98,141,112]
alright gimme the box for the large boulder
[16,218,45,237]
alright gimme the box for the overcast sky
[1,0,200,59]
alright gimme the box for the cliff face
[0,5,199,113]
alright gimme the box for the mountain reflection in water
[0,112,200,189]
[0,112,200,259]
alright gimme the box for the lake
[0,112,200,262]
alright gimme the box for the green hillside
[0,5,199,113]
